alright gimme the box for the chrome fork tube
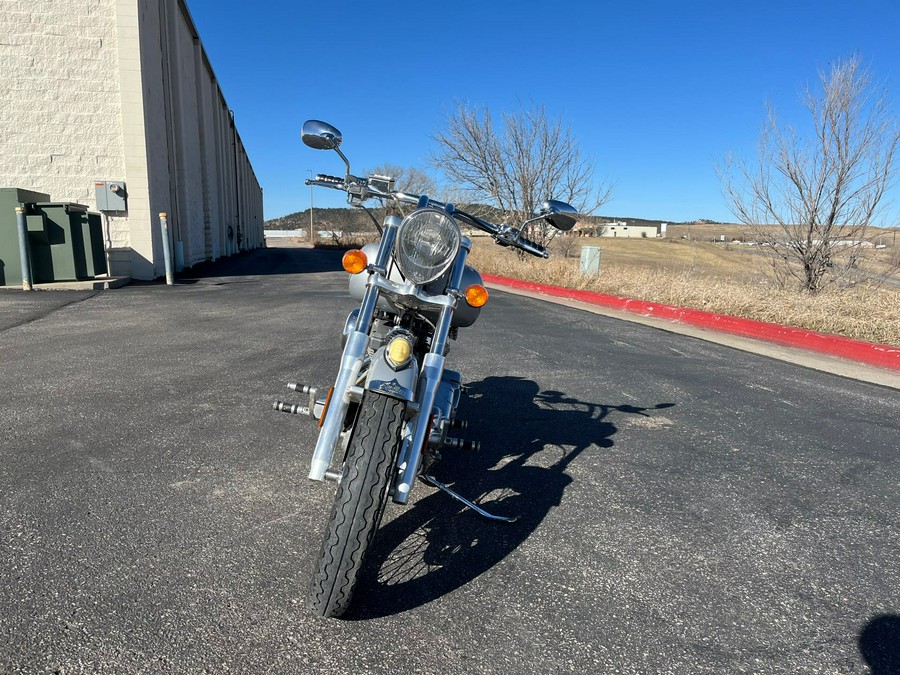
[446,236,472,293]
[308,216,401,481]
[394,238,471,504]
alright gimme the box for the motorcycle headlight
[394,208,461,285]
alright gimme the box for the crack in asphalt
[0,291,98,335]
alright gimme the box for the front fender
[365,347,418,402]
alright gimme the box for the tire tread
[308,394,403,617]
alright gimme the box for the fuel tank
[348,243,484,328]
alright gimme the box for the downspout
[159,0,181,273]
[230,110,242,252]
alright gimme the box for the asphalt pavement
[1,245,898,674]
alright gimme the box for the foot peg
[420,474,516,523]
[272,382,324,421]
[287,382,315,395]
[443,437,480,451]
[273,400,309,415]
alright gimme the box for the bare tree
[549,230,578,258]
[720,56,900,293]
[360,162,441,225]
[432,103,613,245]
[365,162,438,197]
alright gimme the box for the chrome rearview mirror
[540,199,578,231]
[302,119,353,181]
[302,120,343,150]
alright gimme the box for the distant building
[601,222,657,238]
[264,229,307,239]
[815,240,874,248]
[572,220,668,238]
[0,0,263,281]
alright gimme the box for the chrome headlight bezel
[394,208,462,285]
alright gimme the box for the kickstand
[420,474,517,523]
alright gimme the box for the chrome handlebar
[504,231,550,259]
[305,174,549,258]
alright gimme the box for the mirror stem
[333,145,352,181]
[521,214,549,229]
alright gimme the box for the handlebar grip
[315,173,344,184]
[517,234,549,258]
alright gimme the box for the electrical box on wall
[94,181,127,212]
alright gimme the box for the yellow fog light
[465,284,489,308]
[387,336,413,369]
[342,249,368,274]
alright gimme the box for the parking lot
[2,246,899,673]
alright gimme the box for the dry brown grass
[469,237,900,346]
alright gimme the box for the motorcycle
[275,120,577,618]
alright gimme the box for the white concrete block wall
[133,0,171,279]
[210,92,230,260]
[137,0,264,270]
[203,84,232,261]
[0,0,126,233]
[117,0,155,278]
[171,4,205,267]
[235,132,260,250]
[196,51,215,261]
[1,0,264,281]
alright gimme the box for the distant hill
[265,207,722,232]
[266,207,367,231]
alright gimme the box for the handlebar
[514,233,549,259]
[305,173,549,258]
[314,173,343,185]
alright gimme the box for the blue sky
[186,0,900,223]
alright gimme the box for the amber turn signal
[342,249,368,274]
[464,284,489,307]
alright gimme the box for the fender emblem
[370,378,412,400]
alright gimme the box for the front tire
[308,392,404,618]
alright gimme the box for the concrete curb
[482,274,900,372]
[0,276,131,292]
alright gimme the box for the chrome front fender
[365,347,418,402]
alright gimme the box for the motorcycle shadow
[347,375,674,620]
[175,246,345,283]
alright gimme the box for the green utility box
[1,189,109,286]
[82,211,107,277]
[30,202,108,281]
[0,188,51,286]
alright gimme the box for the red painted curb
[482,274,900,372]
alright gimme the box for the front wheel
[308,392,405,618]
